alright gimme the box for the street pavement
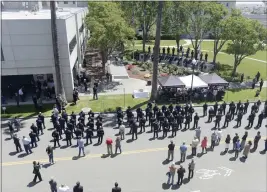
[1,105,267,192]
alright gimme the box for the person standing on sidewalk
[32,161,42,183]
[195,127,201,141]
[210,131,217,150]
[240,131,248,150]
[188,159,195,180]
[180,142,187,162]
[224,134,231,152]
[167,140,175,161]
[8,121,14,139]
[22,136,32,155]
[46,144,54,164]
[77,137,85,157]
[112,182,121,192]
[242,141,252,159]
[115,136,122,154]
[177,165,186,185]
[216,128,222,144]
[232,133,239,150]
[106,137,113,155]
[234,139,241,158]
[119,125,125,140]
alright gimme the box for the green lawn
[2,88,266,118]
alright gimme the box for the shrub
[132,69,140,75]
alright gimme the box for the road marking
[2,136,266,167]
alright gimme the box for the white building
[1,7,89,101]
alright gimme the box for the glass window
[64,1,68,4]
[69,35,77,55]
[1,47,4,61]
[73,1,75,4]
[226,3,229,7]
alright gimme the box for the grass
[2,88,266,118]
[131,40,267,80]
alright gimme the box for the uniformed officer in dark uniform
[65,128,72,146]
[67,120,74,138]
[85,127,93,145]
[162,47,166,55]
[244,100,249,114]
[29,131,38,148]
[52,130,60,147]
[31,123,40,141]
[186,48,190,58]
[184,114,191,130]
[140,116,146,133]
[236,100,242,114]
[205,53,208,62]
[256,111,264,128]
[97,128,104,144]
[247,112,255,128]
[193,113,199,129]
[172,47,175,55]
[153,121,159,138]
[214,113,221,129]
[172,121,178,137]
[251,103,258,114]
[153,104,159,117]
[177,113,183,130]
[13,134,22,152]
[214,102,218,115]
[236,111,243,127]
[221,101,227,115]
[96,119,102,130]
[203,103,208,116]
[71,111,77,126]
[36,118,44,135]
[59,116,66,133]
[77,120,84,137]
[208,108,214,122]
[162,119,169,138]
[190,50,194,59]
[132,121,138,140]
[188,105,194,122]
[148,46,151,53]
[62,110,68,122]
[223,112,231,127]
[148,110,153,126]
[136,107,142,122]
[150,115,156,132]
[78,114,85,126]
[145,106,150,121]
[38,112,46,129]
[230,104,236,120]
[200,52,203,61]
[167,46,170,55]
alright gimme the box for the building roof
[2,8,87,20]
[158,75,185,88]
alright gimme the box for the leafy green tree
[207,3,229,64]
[162,1,188,54]
[224,12,266,76]
[86,2,135,70]
[185,2,214,59]
[150,1,164,101]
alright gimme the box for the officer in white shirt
[216,128,222,144]
[18,87,24,102]
[58,184,70,192]
[22,136,32,154]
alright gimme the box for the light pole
[190,59,197,90]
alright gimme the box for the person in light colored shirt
[195,127,201,140]
[210,131,217,150]
[53,105,59,117]
[216,128,222,144]
[22,136,32,154]
[180,142,187,162]
[77,137,85,157]
[191,137,199,156]
[58,184,70,192]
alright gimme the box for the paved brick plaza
[1,105,267,192]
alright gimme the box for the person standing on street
[119,125,125,140]
[188,159,195,180]
[73,181,83,192]
[240,131,248,150]
[13,134,22,153]
[247,112,255,128]
[65,128,72,146]
[77,137,85,157]
[8,121,14,139]
[131,121,138,140]
[180,142,187,162]
[203,103,208,116]
[32,161,42,183]
[22,136,32,154]
[167,140,175,161]
[210,131,217,150]
[193,113,199,129]
[49,177,57,192]
[201,137,208,154]
[191,137,199,156]
[52,130,61,148]
[195,127,201,141]
[29,131,38,148]
[38,112,46,129]
[256,111,264,128]
[242,141,252,159]
[223,112,231,128]
[232,133,239,150]
[112,182,121,192]
[234,139,241,158]
[177,165,186,185]
[216,128,222,144]
[46,144,54,164]
[93,85,98,100]
[224,134,231,152]
[236,111,243,127]
[97,128,104,144]
[253,131,261,150]
[106,137,113,155]
[115,136,122,154]
[167,162,176,185]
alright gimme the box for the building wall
[243,14,267,28]
[57,1,77,8]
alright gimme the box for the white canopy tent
[179,75,208,88]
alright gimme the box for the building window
[226,3,229,7]
[73,1,75,4]
[1,47,4,61]
[79,24,84,33]
[64,1,68,4]
[69,35,77,54]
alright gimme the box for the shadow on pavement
[5,137,12,141]
[72,156,81,160]
[93,143,101,146]
[9,151,18,156]
[162,183,171,190]
[239,157,246,163]
[27,181,40,188]
[162,159,169,165]
[60,145,69,149]
[260,150,266,155]
[182,178,190,184]
[229,157,237,161]
[220,151,227,156]
[186,154,194,159]
[18,153,28,158]
[101,154,110,158]
[42,163,52,168]
[126,139,134,143]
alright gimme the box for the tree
[50,1,67,104]
[162,1,188,53]
[185,2,214,59]
[207,3,228,64]
[150,1,164,101]
[224,13,266,76]
[85,2,135,71]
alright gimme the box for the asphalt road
[1,105,267,192]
